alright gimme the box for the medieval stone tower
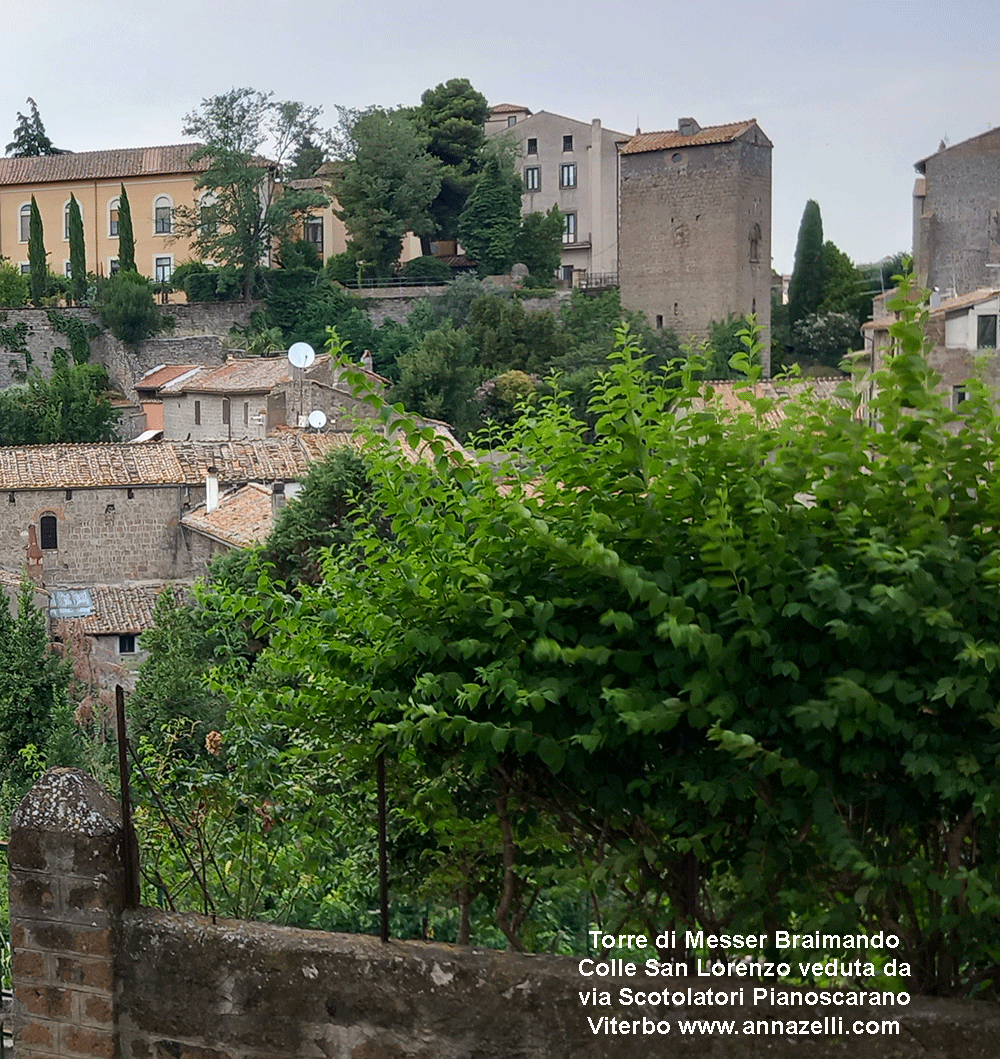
[618,117,773,376]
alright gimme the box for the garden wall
[8,768,1000,1059]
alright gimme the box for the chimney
[272,480,286,518]
[206,466,219,514]
[678,117,701,137]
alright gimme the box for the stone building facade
[0,435,346,586]
[913,126,1000,297]
[618,118,772,372]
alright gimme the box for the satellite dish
[308,409,327,430]
[287,342,316,369]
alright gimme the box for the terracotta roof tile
[930,287,1000,315]
[0,435,348,491]
[0,144,209,186]
[620,120,766,155]
[689,377,850,429]
[181,483,275,549]
[136,364,201,391]
[156,355,330,395]
[490,103,532,115]
[70,583,171,634]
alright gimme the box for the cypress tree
[788,199,824,328]
[27,196,46,306]
[118,184,136,273]
[68,194,86,304]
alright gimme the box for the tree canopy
[173,88,329,299]
[787,199,824,327]
[413,78,490,244]
[332,108,441,276]
[5,97,63,156]
[199,290,1000,988]
[456,147,522,275]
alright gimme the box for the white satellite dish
[308,409,327,430]
[287,342,316,369]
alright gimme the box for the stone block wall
[8,769,1000,1059]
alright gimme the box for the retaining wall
[7,769,1000,1058]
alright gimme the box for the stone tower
[618,117,773,375]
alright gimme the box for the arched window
[39,514,58,550]
[198,193,217,235]
[19,203,31,243]
[108,196,120,238]
[154,195,173,234]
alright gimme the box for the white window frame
[18,203,31,243]
[108,258,120,275]
[525,166,541,191]
[108,196,120,238]
[153,254,174,282]
[559,163,577,189]
[562,212,577,244]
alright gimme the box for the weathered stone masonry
[8,769,1000,1059]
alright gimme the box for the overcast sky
[3,0,996,273]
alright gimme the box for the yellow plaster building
[0,144,213,284]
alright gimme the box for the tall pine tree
[118,184,136,273]
[457,148,523,276]
[28,196,46,306]
[5,97,62,157]
[788,199,824,328]
[68,194,86,304]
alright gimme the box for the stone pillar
[8,768,125,1059]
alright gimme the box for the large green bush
[215,288,1000,991]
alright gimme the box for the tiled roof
[136,364,201,392]
[156,355,330,395]
[53,582,172,634]
[690,377,850,429]
[0,144,209,186]
[620,120,765,155]
[930,287,1000,315]
[0,435,350,491]
[490,103,531,115]
[181,483,275,549]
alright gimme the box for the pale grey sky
[3,0,997,272]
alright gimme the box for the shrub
[399,255,452,282]
[98,271,162,347]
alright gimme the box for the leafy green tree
[285,135,326,180]
[130,587,228,755]
[0,578,72,792]
[332,108,441,276]
[117,184,136,273]
[173,88,329,299]
[5,97,63,156]
[0,360,119,444]
[0,262,29,307]
[818,240,870,330]
[466,293,568,374]
[787,199,824,327]
[220,291,1000,988]
[27,196,46,306]
[68,195,86,304]
[513,206,563,283]
[391,324,482,438]
[704,314,756,379]
[413,78,490,245]
[97,271,161,347]
[790,310,861,368]
[457,148,522,275]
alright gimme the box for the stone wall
[619,133,771,373]
[8,769,1000,1059]
[6,484,205,585]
